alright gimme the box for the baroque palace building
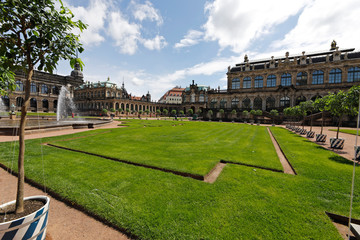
[182,41,360,116]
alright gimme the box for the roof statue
[331,40,337,50]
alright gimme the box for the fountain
[57,85,78,121]
[0,86,112,135]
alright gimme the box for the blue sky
[55,0,360,100]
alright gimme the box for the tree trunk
[310,114,313,131]
[320,111,324,135]
[15,67,33,213]
[336,115,343,139]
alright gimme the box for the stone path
[0,120,130,240]
[267,127,296,175]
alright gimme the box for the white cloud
[108,11,141,55]
[64,0,109,46]
[174,30,204,48]
[203,0,311,53]
[130,0,163,26]
[141,35,167,50]
[271,0,360,52]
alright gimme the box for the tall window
[41,84,48,94]
[347,67,360,82]
[312,70,324,85]
[52,86,59,95]
[254,97,262,110]
[266,97,275,110]
[231,78,240,89]
[242,97,250,108]
[280,96,290,108]
[281,73,291,86]
[329,68,342,83]
[243,77,251,89]
[267,75,276,87]
[231,97,239,108]
[210,99,217,108]
[254,76,263,88]
[30,82,36,93]
[220,98,227,108]
[296,72,307,86]
[15,81,23,91]
[190,94,195,103]
[199,94,205,102]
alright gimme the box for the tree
[0,57,16,96]
[313,97,327,135]
[179,110,184,116]
[269,109,279,124]
[110,108,115,112]
[102,108,108,115]
[242,110,249,121]
[326,88,359,139]
[163,108,168,116]
[0,0,86,213]
[187,108,193,116]
[207,109,213,120]
[117,108,123,113]
[171,109,177,116]
[218,109,224,120]
[156,109,161,116]
[299,100,315,130]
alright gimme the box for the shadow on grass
[328,155,357,166]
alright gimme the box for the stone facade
[2,66,83,113]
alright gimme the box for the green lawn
[0,120,359,239]
[329,128,360,136]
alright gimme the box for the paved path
[282,125,360,162]
[0,120,130,240]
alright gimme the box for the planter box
[330,138,345,149]
[316,134,327,142]
[300,129,307,135]
[355,146,360,160]
[0,196,50,240]
[306,131,315,138]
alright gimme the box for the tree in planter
[171,109,177,116]
[156,109,161,117]
[283,107,295,127]
[269,109,279,125]
[0,0,86,213]
[255,110,262,124]
[218,109,224,121]
[179,110,184,117]
[117,108,123,116]
[145,109,150,115]
[313,97,328,135]
[299,100,315,130]
[163,108,168,116]
[207,109,213,120]
[187,108,194,116]
[242,110,249,122]
[138,110,143,118]
[231,109,237,121]
[326,90,359,139]
[250,109,256,123]
[102,108,108,116]
[125,108,130,118]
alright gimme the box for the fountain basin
[0,118,112,136]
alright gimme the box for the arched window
[243,77,251,89]
[347,67,360,82]
[231,97,239,108]
[199,94,205,102]
[254,76,263,88]
[15,81,23,91]
[210,99,217,108]
[281,73,291,86]
[242,97,251,108]
[280,96,290,108]
[190,93,195,103]
[30,98,37,108]
[220,98,227,108]
[54,100,58,109]
[42,99,49,109]
[295,96,306,105]
[16,97,24,107]
[266,97,275,110]
[329,68,342,83]
[231,78,240,89]
[296,72,307,86]
[30,82,37,93]
[312,70,324,85]
[253,97,262,110]
[266,75,276,87]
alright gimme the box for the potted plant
[255,109,262,125]
[242,110,249,123]
[313,96,329,142]
[218,109,224,122]
[231,109,237,122]
[269,109,278,126]
[0,0,85,238]
[207,109,213,121]
[250,109,256,124]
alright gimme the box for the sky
[55,0,360,101]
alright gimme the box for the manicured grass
[1,122,359,239]
[329,128,360,136]
[48,120,282,175]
